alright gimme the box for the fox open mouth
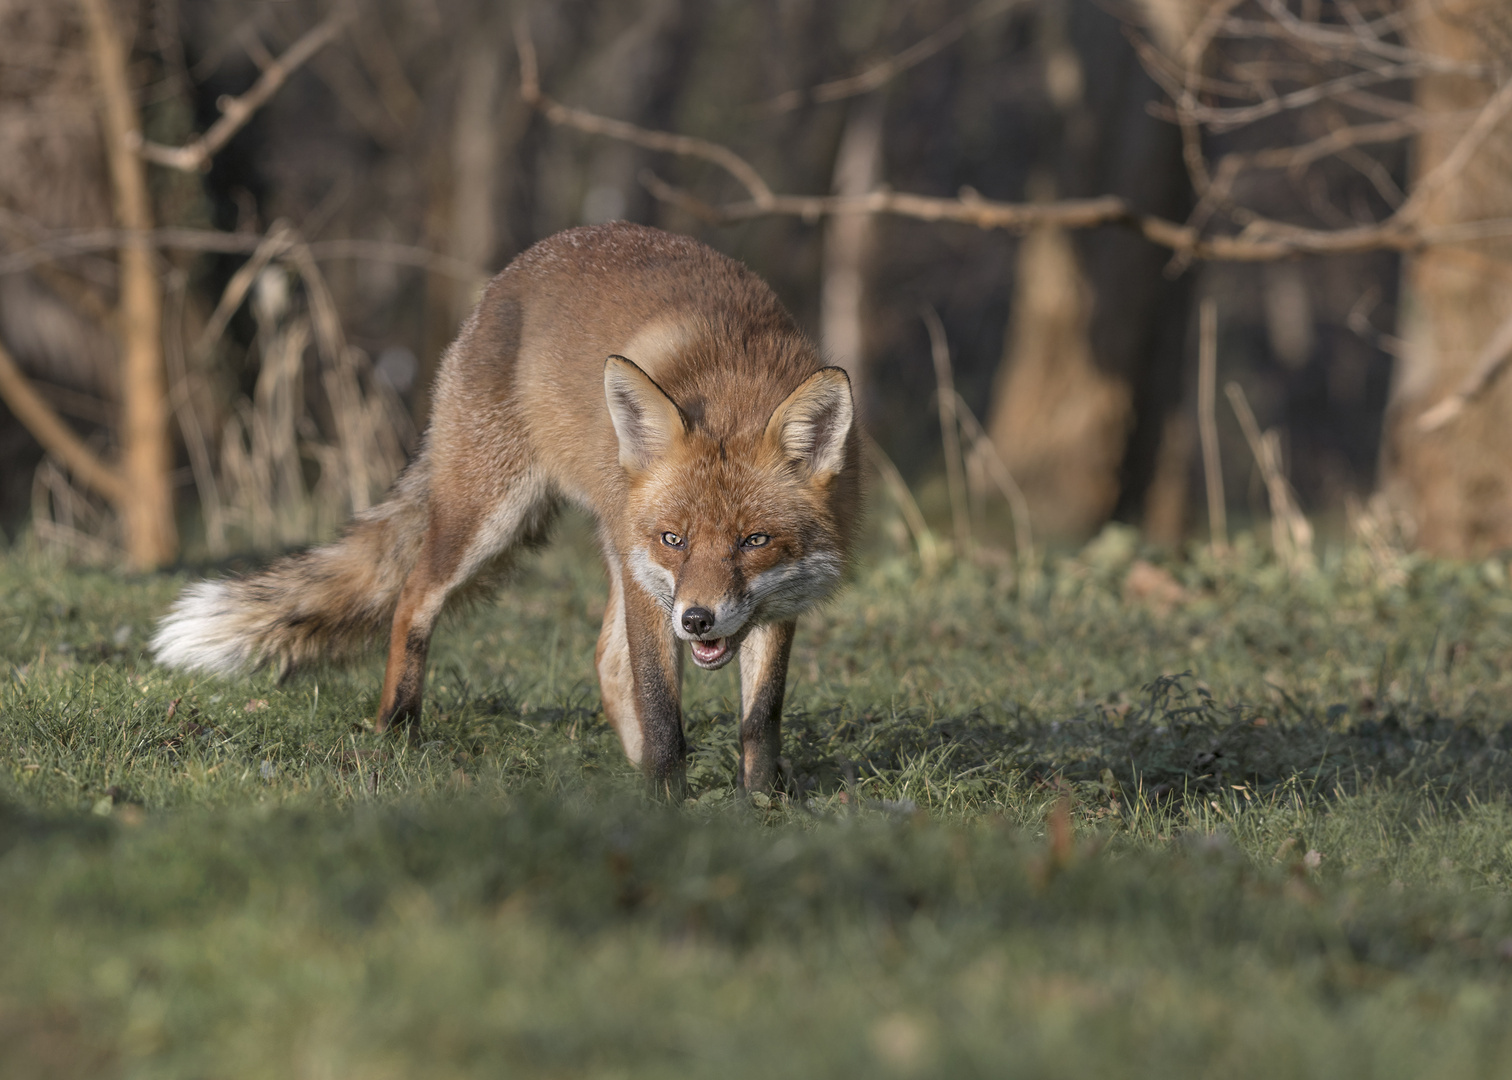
[689,636,734,670]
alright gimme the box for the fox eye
[661,531,684,548]
[742,533,770,548]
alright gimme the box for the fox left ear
[764,367,854,481]
[605,355,689,473]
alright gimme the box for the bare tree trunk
[448,42,502,321]
[78,0,176,568]
[1143,411,1195,547]
[417,38,502,428]
[987,224,1132,537]
[983,0,1193,543]
[820,92,884,407]
[1381,0,1512,556]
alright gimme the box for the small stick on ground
[922,307,971,556]
[1225,381,1314,574]
[864,436,940,575]
[952,391,1035,571]
[1197,299,1227,555]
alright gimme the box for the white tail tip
[150,580,258,675]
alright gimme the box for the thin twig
[1345,287,1410,361]
[0,337,125,503]
[651,165,1512,258]
[515,15,772,204]
[923,307,970,554]
[760,0,1024,114]
[1225,381,1313,573]
[1197,299,1227,554]
[1396,71,1512,226]
[193,221,295,365]
[864,435,939,575]
[162,271,226,552]
[1249,0,1492,78]
[0,227,478,280]
[510,22,1512,264]
[1234,119,1424,175]
[952,391,1034,565]
[138,10,352,172]
[1417,308,1512,433]
[1180,61,1442,131]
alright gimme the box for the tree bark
[1383,0,1512,556]
[987,224,1132,537]
[820,92,884,410]
[78,0,177,568]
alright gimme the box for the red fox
[152,223,859,794]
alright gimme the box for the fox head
[604,354,854,670]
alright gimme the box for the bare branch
[1225,381,1313,573]
[923,307,970,553]
[1332,88,1454,124]
[1183,61,1440,131]
[138,10,351,172]
[1416,309,1512,433]
[1346,287,1409,361]
[0,337,125,503]
[1129,32,1255,108]
[1239,0,1493,79]
[1397,72,1512,226]
[951,391,1033,564]
[520,7,1512,269]
[1248,118,1424,172]
[192,222,296,364]
[0,227,478,280]
[760,0,1025,114]
[1198,300,1227,553]
[642,168,1134,228]
[864,436,939,574]
[1182,0,1249,68]
[644,166,1502,260]
[515,16,772,205]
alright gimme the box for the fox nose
[681,606,716,637]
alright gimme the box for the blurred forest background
[1,0,1511,570]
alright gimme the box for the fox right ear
[765,366,854,482]
[604,355,688,473]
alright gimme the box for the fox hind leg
[375,471,551,739]
[737,620,796,793]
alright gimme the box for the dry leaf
[1123,559,1189,613]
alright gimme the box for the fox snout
[674,592,741,640]
[672,592,747,670]
[680,606,716,636]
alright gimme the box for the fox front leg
[737,620,796,793]
[620,575,689,799]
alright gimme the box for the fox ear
[605,355,688,473]
[765,367,854,481]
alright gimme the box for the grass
[7,515,1512,1077]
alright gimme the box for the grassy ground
[7,516,1512,1077]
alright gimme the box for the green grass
[7,518,1512,1077]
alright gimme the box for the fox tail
[151,461,430,678]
